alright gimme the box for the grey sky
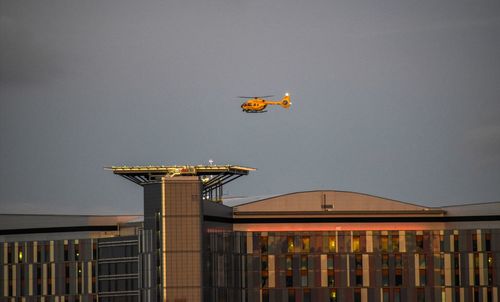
[1,0,500,214]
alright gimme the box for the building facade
[1,165,500,302]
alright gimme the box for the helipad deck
[107,165,255,201]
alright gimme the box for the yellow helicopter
[239,93,291,113]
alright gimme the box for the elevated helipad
[107,165,255,201]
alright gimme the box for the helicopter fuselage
[239,93,291,113]
[241,99,269,112]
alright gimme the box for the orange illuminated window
[352,235,360,252]
[328,237,336,252]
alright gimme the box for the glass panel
[302,237,310,252]
[300,255,308,270]
[287,237,294,253]
[328,237,336,253]
[329,289,337,302]
[352,236,360,252]
[260,236,268,254]
[380,236,388,252]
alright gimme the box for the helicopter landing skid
[243,110,267,113]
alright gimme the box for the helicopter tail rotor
[279,93,291,108]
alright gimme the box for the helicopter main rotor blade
[236,95,275,99]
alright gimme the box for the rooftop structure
[107,164,255,201]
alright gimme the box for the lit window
[329,289,337,302]
[287,237,294,253]
[328,237,336,252]
[352,235,360,252]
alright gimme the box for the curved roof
[230,190,444,216]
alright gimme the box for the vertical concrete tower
[108,165,253,302]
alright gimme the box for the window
[18,247,23,263]
[303,289,311,302]
[92,242,97,260]
[77,262,82,294]
[286,255,292,270]
[380,235,388,252]
[261,255,268,270]
[328,237,336,252]
[419,269,426,286]
[453,234,459,252]
[382,269,389,286]
[474,253,480,286]
[394,288,401,302]
[64,244,69,261]
[36,265,42,294]
[417,288,425,302]
[329,289,337,302]
[75,243,80,260]
[355,254,363,286]
[47,264,52,293]
[395,253,402,268]
[391,232,399,251]
[286,255,293,288]
[45,244,50,262]
[381,254,389,268]
[300,255,308,270]
[300,255,308,287]
[327,255,334,269]
[472,233,478,252]
[262,289,269,302]
[395,269,403,286]
[260,236,268,254]
[488,253,494,285]
[352,235,360,252]
[382,288,390,302]
[355,270,363,286]
[454,254,460,286]
[301,273,308,287]
[36,244,41,263]
[328,271,335,287]
[416,234,424,251]
[419,254,426,268]
[261,275,268,288]
[327,254,335,286]
[355,254,362,269]
[302,236,310,252]
[7,243,12,264]
[354,288,361,302]
[288,289,295,302]
[287,237,294,253]
[439,254,445,286]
